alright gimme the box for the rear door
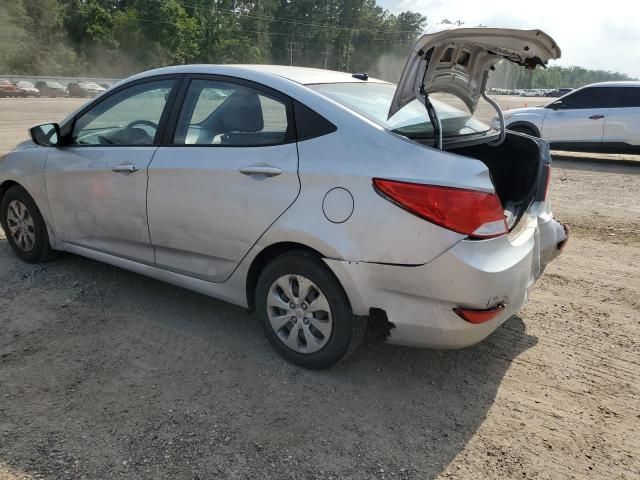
[541,87,611,145]
[147,76,300,282]
[602,86,640,149]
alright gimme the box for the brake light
[373,179,508,239]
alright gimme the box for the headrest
[222,92,264,132]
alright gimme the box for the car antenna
[352,72,368,81]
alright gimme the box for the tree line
[492,61,635,89]
[0,0,635,87]
[0,0,425,79]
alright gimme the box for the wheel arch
[506,121,541,137]
[0,180,60,250]
[246,242,341,312]
[0,180,21,206]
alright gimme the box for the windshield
[47,82,64,88]
[310,82,491,140]
[17,82,33,88]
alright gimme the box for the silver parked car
[0,26,568,369]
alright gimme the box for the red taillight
[453,304,507,324]
[373,178,508,239]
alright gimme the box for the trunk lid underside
[389,25,561,118]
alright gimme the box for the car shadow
[0,247,538,479]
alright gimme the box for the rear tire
[0,185,58,263]
[255,251,366,369]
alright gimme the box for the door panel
[542,108,609,143]
[45,147,156,262]
[148,145,299,282]
[603,107,640,146]
[541,87,611,143]
[148,78,300,282]
[602,88,640,147]
[45,78,177,263]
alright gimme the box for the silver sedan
[0,27,568,369]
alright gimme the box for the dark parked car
[67,81,106,98]
[547,88,574,98]
[34,81,67,97]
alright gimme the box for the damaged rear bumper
[325,208,567,349]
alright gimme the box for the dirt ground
[0,97,638,480]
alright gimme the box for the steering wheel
[125,119,158,144]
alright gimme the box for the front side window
[310,82,491,140]
[551,87,612,109]
[174,79,290,146]
[71,79,174,146]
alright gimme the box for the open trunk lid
[389,25,561,119]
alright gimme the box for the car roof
[130,64,389,86]
[588,81,640,88]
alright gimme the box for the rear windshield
[309,82,491,140]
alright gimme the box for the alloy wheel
[6,200,36,252]
[267,274,333,354]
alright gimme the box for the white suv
[499,82,640,153]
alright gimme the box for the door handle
[589,114,605,120]
[239,165,283,177]
[112,164,139,174]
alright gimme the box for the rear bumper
[325,208,567,349]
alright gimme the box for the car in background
[0,26,568,369]
[67,81,106,97]
[0,80,23,97]
[547,88,574,97]
[14,81,40,97]
[500,81,640,153]
[522,89,544,97]
[34,81,67,97]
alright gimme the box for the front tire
[255,252,366,369]
[0,185,57,263]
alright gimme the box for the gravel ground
[0,97,638,480]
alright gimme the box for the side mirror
[29,123,61,147]
[550,101,564,111]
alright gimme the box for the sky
[378,0,640,78]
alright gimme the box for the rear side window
[609,87,640,108]
[560,87,612,108]
[293,101,337,141]
[174,79,291,147]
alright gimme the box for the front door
[541,87,611,145]
[45,78,177,263]
[148,77,300,282]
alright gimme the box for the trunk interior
[450,133,543,228]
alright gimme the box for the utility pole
[287,40,301,66]
[323,43,331,69]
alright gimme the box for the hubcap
[267,274,333,354]
[6,200,35,252]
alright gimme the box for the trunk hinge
[481,70,506,147]
[419,48,443,150]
